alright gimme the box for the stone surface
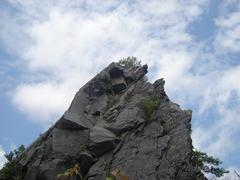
[56,111,93,129]
[109,66,123,78]
[89,127,120,156]
[52,128,89,155]
[111,77,127,93]
[76,152,95,175]
[134,64,148,80]
[14,61,206,180]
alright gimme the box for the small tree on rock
[192,149,229,178]
[0,145,25,180]
[117,57,141,69]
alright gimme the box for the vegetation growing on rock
[140,92,160,121]
[0,145,25,180]
[7,61,222,180]
[105,169,127,180]
[192,149,229,178]
[117,57,141,69]
[57,164,82,180]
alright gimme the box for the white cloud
[155,50,194,89]
[3,0,208,123]
[10,144,17,151]
[192,65,240,159]
[214,1,240,53]
[12,82,78,122]
[0,145,7,169]
[220,167,240,180]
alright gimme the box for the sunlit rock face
[15,62,206,180]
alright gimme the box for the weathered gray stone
[37,156,78,180]
[89,127,120,156]
[76,152,95,175]
[23,166,39,180]
[15,62,206,180]
[68,88,89,113]
[109,66,123,78]
[56,110,93,129]
[106,105,145,134]
[90,94,109,115]
[87,107,198,180]
[111,76,127,93]
[88,72,112,96]
[52,128,89,155]
[134,64,148,80]
[86,155,109,179]
[153,78,165,90]
[90,126,116,143]
[123,69,134,83]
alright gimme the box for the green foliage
[187,124,192,134]
[79,144,87,152]
[105,175,117,180]
[192,149,229,178]
[117,57,141,69]
[140,92,160,121]
[79,144,88,152]
[57,164,82,180]
[0,145,25,180]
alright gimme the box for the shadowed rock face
[15,62,206,180]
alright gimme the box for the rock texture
[15,62,206,180]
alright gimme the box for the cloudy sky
[0,0,240,178]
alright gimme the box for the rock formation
[14,61,206,180]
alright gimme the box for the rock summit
[15,61,206,180]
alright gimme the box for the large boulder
[15,61,205,180]
[52,128,89,155]
[111,76,127,94]
[56,111,93,129]
[89,127,120,156]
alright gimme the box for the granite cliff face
[15,62,206,180]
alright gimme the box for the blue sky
[0,0,240,178]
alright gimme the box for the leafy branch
[57,164,82,180]
[0,145,25,180]
[140,92,160,121]
[192,149,229,178]
[117,57,141,69]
